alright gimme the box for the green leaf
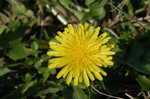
[36,67,56,82]
[37,87,64,95]
[89,0,106,19]
[120,32,134,40]
[7,40,33,61]
[82,0,106,21]
[126,0,134,16]
[85,0,95,6]
[90,7,105,20]
[8,20,20,31]
[31,41,39,51]
[25,10,34,18]
[9,0,26,15]
[59,0,85,20]
[24,73,33,81]
[0,67,11,76]
[0,58,5,67]
[59,0,72,8]
[136,75,150,91]
[41,68,52,82]
[22,80,37,93]
[71,10,85,21]
[0,25,6,35]
[73,86,88,99]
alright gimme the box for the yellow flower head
[47,24,115,87]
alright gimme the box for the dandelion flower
[47,24,115,87]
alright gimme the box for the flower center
[69,43,89,63]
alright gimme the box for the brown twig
[91,85,124,99]
[135,8,146,14]
[103,27,119,39]
[125,93,134,99]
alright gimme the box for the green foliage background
[0,0,150,98]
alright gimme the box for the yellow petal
[87,69,95,81]
[56,66,69,79]
[105,61,114,66]
[84,23,89,30]
[100,37,111,44]
[66,72,73,85]
[57,31,65,37]
[99,32,108,39]
[86,26,94,38]
[48,58,68,68]
[73,69,80,85]
[68,24,75,35]
[74,76,79,86]
[99,68,107,76]
[47,51,62,56]
[90,27,100,40]
[49,42,61,50]
[83,70,90,87]
[100,51,115,55]
[93,72,103,81]
[78,24,84,37]
[48,63,57,69]
[79,73,83,83]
